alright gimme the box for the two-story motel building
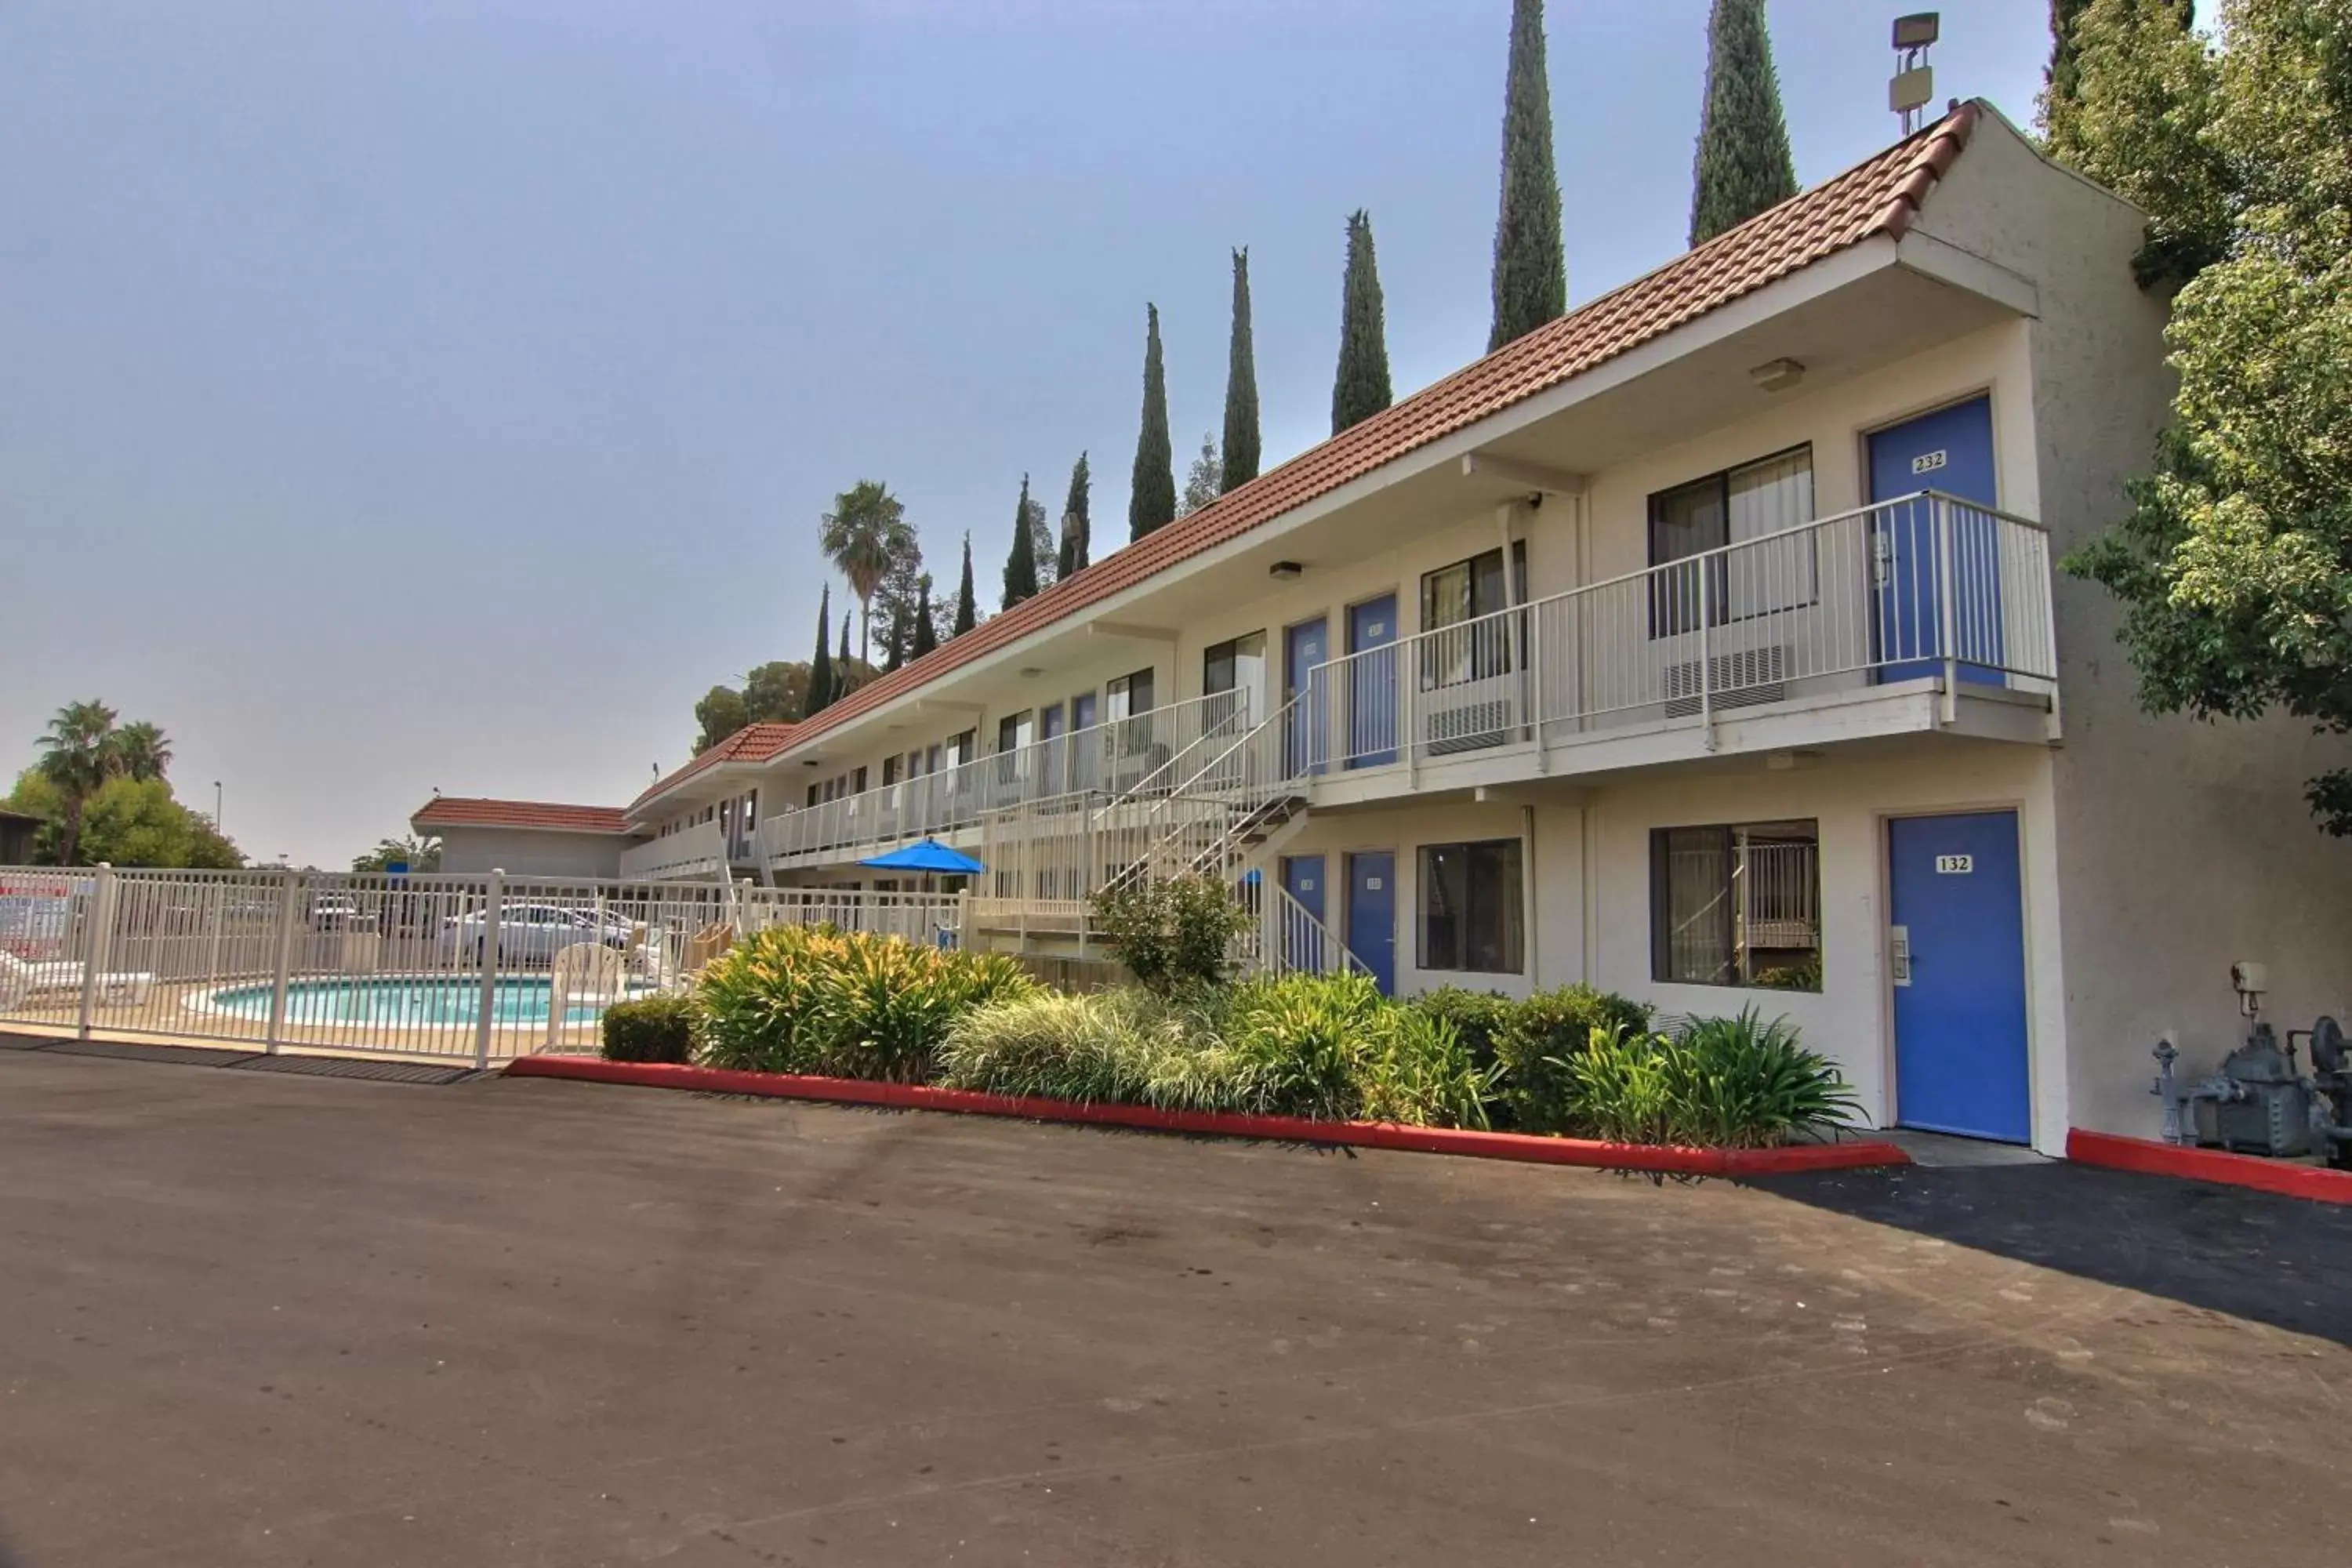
[416,105,2352,1156]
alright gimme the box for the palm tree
[114,720,172,783]
[818,481,916,664]
[35,700,122,867]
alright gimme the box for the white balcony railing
[617,818,728,881]
[760,689,1248,868]
[1298,491,2054,774]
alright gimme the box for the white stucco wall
[434,826,631,880]
[1918,114,2352,1138]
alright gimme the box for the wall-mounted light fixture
[1269,560,1304,580]
[1749,357,1806,394]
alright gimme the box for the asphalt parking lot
[2,1037,2347,1566]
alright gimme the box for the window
[1070,691,1098,731]
[1038,702,1065,739]
[1649,820,1821,989]
[997,710,1033,753]
[948,729,976,765]
[1203,632,1265,720]
[1105,667,1155,720]
[1419,544,1526,688]
[883,754,902,787]
[1647,447,1816,635]
[851,766,867,794]
[1417,840,1524,974]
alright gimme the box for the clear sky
[0,1,2056,868]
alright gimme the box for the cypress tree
[1688,0,1798,247]
[1220,249,1260,493]
[909,576,938,659]
[1002,474,1040,609]
[1331,210,1393,435]
[1489,0,1566,352]
[804,582,834,717]
[952,532,978,637]
[838,608,853,692]
[1128,304,1176,541]
[1058,452,1091,579]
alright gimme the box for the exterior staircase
[967,695,1360,978]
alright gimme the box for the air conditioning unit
[1424,698,1512,754]
[1664,645,1788,717]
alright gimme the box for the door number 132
[1935,854,1973,874]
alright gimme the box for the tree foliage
[1331,209,1393,435]
[910,575,940,659]
[1687,0,1798,247]
[1221,248,1260,492]
[353,834,441,873]
[952,532,978,637]
[1489,0,1565,351]
[5,770,240,869]
[817,480,915,664]
[1178,433,1221,519]
[806,582,836,717]
[1058,452,1092,579]
[1129,303,1177,541]
[1002,473,1041,610]
[692,685,750,752]
[2060,0,2352,831]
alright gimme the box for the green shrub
[1750,955,1823,992]
[1559,1008,1859,1149]
[1492,985,1654,1132]
[601,993,700,1064]
[938,989,1171,1104]
[697,924,1033,1080]
[1222,972,1388,1121]
[1410,987,1515,1073]
[1358,1004,1497,1131]
[1088,874,1254,992]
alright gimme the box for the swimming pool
[204,975,645,1029]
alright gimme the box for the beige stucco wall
[435,826,631,880]
[1919,114,2352,1138]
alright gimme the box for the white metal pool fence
[0,865,963,1064]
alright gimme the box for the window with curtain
[1417,543,1526,688]
[1417,839,1524,973]
[1647,446,1815,635]
[1649,819,1821,989]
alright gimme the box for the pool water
[206,976,643,1028]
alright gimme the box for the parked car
[437,903,633,966]
[310,894,376,931]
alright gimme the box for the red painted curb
[2067,1129,2352,1206]
[503,1056,1910,1176]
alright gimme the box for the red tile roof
[412,797,635,834]
[637,104,1980,815]
[627,721,798,812]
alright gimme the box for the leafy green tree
[1058,452,1092,577]
[742,661,807,724]
[806,583,836,717]
[113,720,172,783]
[353,834,441,873]
[2045,0,2194,151]
[1023,485,1056,588]
[34,699,120,867]
[693,685,751,752]
[910,575,940,659]
[1002,474,1041,609]
[1129,304,1177,540]
[1332,209,1393,435]
[1687,0,1798,247]
[5,769,240,869]
[2062,0,2352,831]
[1178,433,1221,518]
[1489,0,1565,351]
[2040,0,2225,287]
[952,532,978,637]
[1221,248,1260,492]
[873,548,930,673]
[818,480,915,664]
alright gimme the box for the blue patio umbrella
[858,837,986,875]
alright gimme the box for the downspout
[1581,800,1599,985]
[1522,803,1539,989]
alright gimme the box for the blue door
[1281,854,1327,973]
[1285,618,1329,775]
[1346,595,1399,768]
[1868,397,2001,684]
[1345,851,1396,996]
[1889,811,2031,1142]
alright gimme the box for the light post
[213,780,223,834]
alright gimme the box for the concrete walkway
[1,1044,2346,1566]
